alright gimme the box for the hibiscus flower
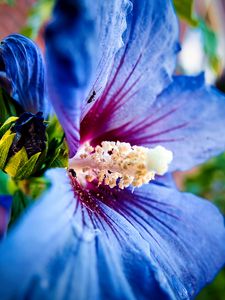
[0,0,225,299]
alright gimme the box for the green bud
[0,113,69,181]
[0,112,47,179]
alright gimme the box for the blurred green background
[0,0,224,299]
[173,1,225,299]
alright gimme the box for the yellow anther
[69,141,173,189]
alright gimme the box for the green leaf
[184,152,225,215]
[0,170,10,195]
[4,147,28,177]
[47,115,65,143]
[0,131,16,169]
[173,0,198,26]
[0,89,22,122]
[9,190,33,226]
[9,176,51,225]
[49,146,68,168]
[199,19,220,74]
[18,177,51,199]
[41,114,68,171]
[0,0,15,5]
[21,0,54,39]
[15,152,41,180]
[0,116,18,138]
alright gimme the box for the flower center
[69,141,173,189]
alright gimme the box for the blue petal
[90,74,225,172]
[153,173,177,189]
[46,0,131,157]
[0,195,12,239]
[114,183,225,299]
[0,34,48,116]
[85,0,132,99]
[81,0,179,144]
[0,169,168,300]
[130,74,225,171]
[1,169,224,299]
[45,0,96,157]
[148,74,225,171]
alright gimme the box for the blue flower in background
[0,0,225,299]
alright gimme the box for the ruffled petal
[46,0,132,157]
[0,169,168,300]
[81,0,179,144]
[0,34,48,116]
[0,195,12,239]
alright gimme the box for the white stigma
[69,141,173,189]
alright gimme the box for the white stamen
[69,141,173,189]
[145,145,173,176]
